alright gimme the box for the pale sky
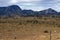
[0,0,60,11]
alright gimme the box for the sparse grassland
[0,16,60,40]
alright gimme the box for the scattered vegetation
[0,17,60,40]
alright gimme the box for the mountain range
[0,5,60,18]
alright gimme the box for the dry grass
[0,17,60,40]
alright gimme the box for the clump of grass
[32,20,39,24]
[44,30,49,33]
[57,24,60,27]
[26,20,32,23]
[19,22,22,25]
[51,15,56,18]
[26,20,39,24]
[37,16,42,19]
[14,37,16,39]
[44,18,47,20]
[41,21,45,24]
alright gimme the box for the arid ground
[0,17,60,40]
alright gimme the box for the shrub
[52,15,55,18]
[57,24,60,27]
[26,20,32,23]
[44,30,49,33]
[14,37,16,39]
[44,18,47,20]
[19,22,22,25]
[32,20,39,24]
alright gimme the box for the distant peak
[8,5,19,7]
[47,8,54,10]
[8,5,21,10]
[48,8,52,9]
[46,8,57,12]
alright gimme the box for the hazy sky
[0,0,60,11]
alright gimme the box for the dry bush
[44,18,48,20]
[32,20,39,24]
[57,24,60,27]
[44,30,49,33]
[19,22,22,25]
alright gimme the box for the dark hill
[0,5,22,17]
[39,8,58,16]
[0,5,60,17]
